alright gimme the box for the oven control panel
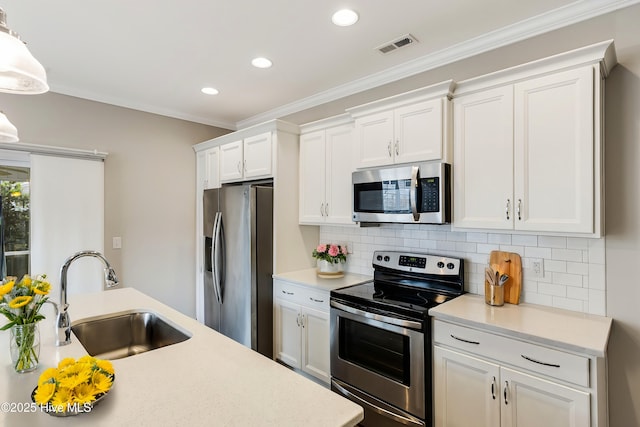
[373,250,461,275]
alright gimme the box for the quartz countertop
[0,288,364,426]
[429,294,612,357]
[273,268,371,291]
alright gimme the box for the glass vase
[316,259,345,278]
[10,322,40,373]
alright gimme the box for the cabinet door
[395,98,444,164]
[453,86,514,229]
[299,130,327,224]
[354,110,394,168]
[501,367,590,427]
[219,140,244,182]
[325,124,354,225]
[433,346,501,427]
[301,306,330,384]
[244,132,273,179]
[514,66,594,233]
[274,299,302,368]
[204,147,220,189]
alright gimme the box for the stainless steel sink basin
[71,310,192,359]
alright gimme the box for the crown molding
[236,0,640,129]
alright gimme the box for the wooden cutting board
[487,250,522,304]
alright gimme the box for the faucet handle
[104,267,119,289]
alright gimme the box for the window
[0,164,30,278]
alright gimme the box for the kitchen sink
[71,309,192,359]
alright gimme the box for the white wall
[320,225,607,314]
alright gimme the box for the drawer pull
[281,290,294,295]
[504,381,509,405]
[521,354,560,368]
[309,297,324,303]
[451,334,480,345]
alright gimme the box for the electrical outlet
[531,259,544,278]
[112,236,122,249]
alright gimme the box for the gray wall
[0,92,229,316]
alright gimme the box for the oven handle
[330,300,423,330]
[332,379,426,427]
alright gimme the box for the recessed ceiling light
[251,57,273,69]
[201,87,219,95]
[332,9,359,26]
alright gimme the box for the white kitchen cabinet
[273,279,331,384]
[195,146,220,191]
[219,131,272,183]
[347,80,454,169]
[299,116,354,225]
[453,41,615,237]
[432,317,601,427]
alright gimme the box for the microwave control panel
[420,177,440,212]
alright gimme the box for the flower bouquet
[312,244,347,278]
[0,274,51,372]
[32,356,115,416]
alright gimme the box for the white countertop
[0,288,364,426]
[429,294,612,357]
[273,268,371,291]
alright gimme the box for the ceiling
[3,1,636,130]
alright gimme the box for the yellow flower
[33,281,51,295]
[58,363,92,389]
[21,275,32,287]
[78,355,96,365]
[91,371,113,393]
[74,383,98,404]
[38,367,59,385]
[8,295,32,308]
[96,359,114,375]
[0,280,14,297]
[34,382,57,404]
[58,357,76,370]
[51,387,74,409]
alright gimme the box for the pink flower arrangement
[312,243,347,264]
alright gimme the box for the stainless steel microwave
[352,161,451,224]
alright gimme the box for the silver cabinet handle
[320,203,324,216]
[521,354,560,368]
[450,334,480,345]
[517,199,522,221]
[236,161,241,173]
[491,376,497,400]
[243,159,247,173]
[281,289,294,295]
[324,203,329,216]
[300,314,305,328]
[504,381,509,405]
[395,139,399,155]
[387,141,392,157]
[506,199,511,220]
[309,297,324,303]
[295,313,301,327]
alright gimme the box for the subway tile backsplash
[319,224,606,316]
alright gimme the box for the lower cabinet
[433,319,599,427]
[274,279,331,384]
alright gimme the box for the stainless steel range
[330,251,465,427]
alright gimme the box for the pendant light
[0,7,48,94]
[0,111,18,142]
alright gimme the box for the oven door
[330,301,425,420]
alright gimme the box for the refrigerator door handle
[212,211,224,304]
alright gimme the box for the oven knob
[376,255,383,261]
[437,261,445,268]
[447,263,455,270]
[384,256,390,262]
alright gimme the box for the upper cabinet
[299,115,354,225]
[347,80,455,169]
[219,132,273,183]
[453,40,616,237]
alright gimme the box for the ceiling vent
[376,34,418,54]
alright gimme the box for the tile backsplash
[319,224,606,315]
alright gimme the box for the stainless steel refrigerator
[203,182,273,357]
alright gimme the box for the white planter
[316,260,345,278]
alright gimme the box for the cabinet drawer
[433,320,589,387]
[274,280,330,311]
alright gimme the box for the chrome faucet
[51,250,119,346]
